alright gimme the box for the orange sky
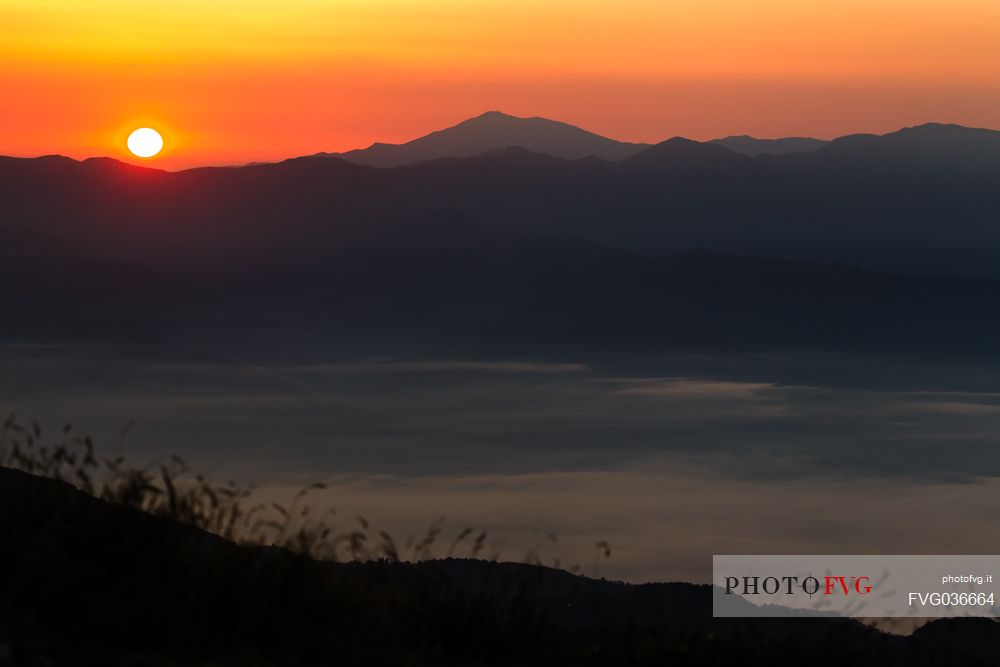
[2,0,999,169]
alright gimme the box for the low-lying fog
[5,343,1000,583]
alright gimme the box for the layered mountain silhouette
[2,120,1000,356]
[316,111,827,165]
[322,111,650,166]
[3,121,998,274]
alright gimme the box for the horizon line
[0,116,991,173]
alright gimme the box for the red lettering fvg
[823,576,872,595]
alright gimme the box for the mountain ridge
[320,110,651,166]
[5,119,995,172]
[3,121,1000,280]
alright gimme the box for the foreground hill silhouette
[5,465,1000,666]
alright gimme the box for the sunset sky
[3,0,1000,169]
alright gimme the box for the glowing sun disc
[127,127,163,158]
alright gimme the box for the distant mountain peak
[825,122,1000,158]
[901,121,969,132]
[624,136,742,167]
[476,110,513,118]
[890,122,1000,141]
[661,136,700,146]
[326,111,650,167]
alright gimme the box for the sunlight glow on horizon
[2,0,999,168]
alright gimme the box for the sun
[127,127,164,158]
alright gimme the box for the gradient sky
[3,0,999,169]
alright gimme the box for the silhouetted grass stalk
[0,415,608,572]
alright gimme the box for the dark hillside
[3,467,1000,665]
